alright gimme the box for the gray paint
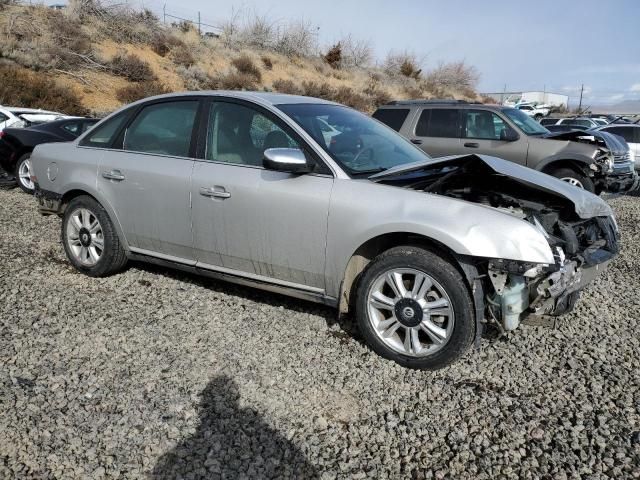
[31,92,614,302]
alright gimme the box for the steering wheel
[351,147,376,170]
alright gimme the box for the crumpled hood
[543,129,628,156]
[370,154,612,219]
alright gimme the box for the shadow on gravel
[133,261,366,346]
[152,375,319,479]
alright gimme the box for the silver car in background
[30,92,619,369]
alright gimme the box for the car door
[96,98,201,261]
[410,108,465,157]
[460,109,528,165]
[191,99,333,290]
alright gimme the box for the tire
[355,246,475,370]
[548,166,595,193]
[61,195,127,277]
[14,153,35,194]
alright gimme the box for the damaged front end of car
[372,154,620,332]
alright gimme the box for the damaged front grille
[613,152,631,164]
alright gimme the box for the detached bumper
[34,185,63,215]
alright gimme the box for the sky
[126,0,640,107]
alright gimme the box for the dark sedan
[0,117,98,193]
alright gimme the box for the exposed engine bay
[374,155,619,332]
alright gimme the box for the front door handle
[102,170,125,181]
[464,142,479,148]
[200,186,231,199]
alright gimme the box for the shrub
[423,61,479,92]
[323,43,342,69]
[231,55,261,82]
[301,81,332,99]
[116,80,169,103]
[109,53,155,82]
[170,44,196,68]
[261,55,273,70]
[340,35,373,68]
[210,71,258,91]
[150,30,184,57]
[272,79,302,95]
[177,65,216,90]
[332,86,369,111]
[364,80,391,108]
[274,20,318,57]
[384,51,422,79]
[0,65,87,115]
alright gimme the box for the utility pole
[578,83,584,112]
[198,12,201,36]
[163,4,166,24]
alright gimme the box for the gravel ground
[1,187,639,479]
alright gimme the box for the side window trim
[197,97,333,176]
[111,97,205,159]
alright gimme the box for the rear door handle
[464,142,479,148]
[200,186,231,199]
[102,170,125,181]
[411,139,423,145]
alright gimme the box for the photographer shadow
[152,375,319,479]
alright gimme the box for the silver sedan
[30,92,619,369]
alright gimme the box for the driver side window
[206,102,300,166]
[463,110,509,140]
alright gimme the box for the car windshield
[502,107,550,136]
[276,103,430,176]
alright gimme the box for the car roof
[0,106,62,115]
[376,100,503,111]
[132,91,340,107]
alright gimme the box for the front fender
[325,180,554,298]
[537,152,595,172]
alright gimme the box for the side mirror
[263,148,311,173]
[500,128,519,142]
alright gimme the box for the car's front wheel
[548,166,595,193]
[62,195,128,277]
[355,246,475,370]
[15,153,35,194]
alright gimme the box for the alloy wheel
[18,158,34,191]
[366,268,455,357]
[560,177,584,189]
[66,208,104,266]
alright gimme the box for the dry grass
[0,3,479,115]
[0,64,88,115]
[116,80,169,103]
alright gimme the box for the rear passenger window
[372,109,410,132]
[416,109,459,138]
[80,110,131,148]
[124,101,198,157]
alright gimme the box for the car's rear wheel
[355,246,475,370]
[548,166,595,193]
[62,195,127,277]
[15,153,35,194]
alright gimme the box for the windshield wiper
[353,168,386,176]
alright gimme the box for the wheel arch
[59,187,130,252]
[538,156,592,175]
[338,232,471,315]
